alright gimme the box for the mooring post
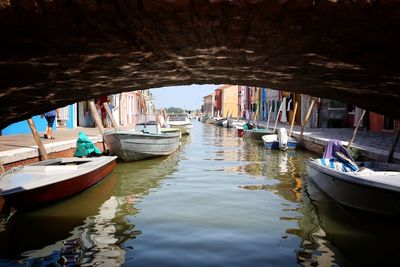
[299,100,315,143]
[387,129,400,163]
[0,161,5,173]
[272,101,283,133]
[347,109,366,149]
[288,101,298,138]
[103,102,119,131]
[27,118,48,161]
[266,105,272,129]
[88,100,105,135]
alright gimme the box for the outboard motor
[245,122,254,130]
[278,128,288,150]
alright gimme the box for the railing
[136,114,157,124]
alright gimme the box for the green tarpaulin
[73,131,102,157]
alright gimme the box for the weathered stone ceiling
[0,0,400,128]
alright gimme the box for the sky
[150,84,220,110]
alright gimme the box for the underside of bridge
[0,0,399,128]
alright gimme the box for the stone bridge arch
[0,0,399,128]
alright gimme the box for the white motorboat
[262,128,297,150]
[306,140,400,215]
[166,114,193,135]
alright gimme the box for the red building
[369,112,399,133]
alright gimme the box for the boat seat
[356,167,374,173]
[314,158,358,172]
[335,152,359,172]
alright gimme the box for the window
[328,100,346,110]
[383,116,394,130]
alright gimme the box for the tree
[166,107,184,113]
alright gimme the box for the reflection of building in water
[237,149,341,266]
[239,151,307,203]
[79,196,127,266]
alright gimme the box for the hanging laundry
[281,97,288,123]
[287,98,292,111]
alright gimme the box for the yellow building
[219,85,239,118]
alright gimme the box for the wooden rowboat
[244,128,274,141]
[103,130,180,161]
[0,156,117,209]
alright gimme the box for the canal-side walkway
[259,121,400,162]
[0,122,399,165]
[0,127,104,165]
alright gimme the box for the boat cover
[74,131,102,157]
[315,158,358,172]
[323,139,354,161]
[318,139,358,172]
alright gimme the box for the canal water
[1,121,399,266]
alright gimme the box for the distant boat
[306,139,400,215]
[103,130,180,161]
[243,123,274,141]
[205,117,217,124]
[215,118,226,127]
[262,128,297,150]
[167,114,193,135]
[0,156,117,209]
[221,119,233,128]
[231,120,245,136]
[135,121,181,138]
[160,127,182,138]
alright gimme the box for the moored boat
[221,119,233,128]
[0,156,117,209]
[306,140,400,215]
[103,130,180,161]
[244,126,275,141]
[161,127,182,138]
[232,120,246,136]
[167,114,193,135]
[134,120,181,138]
[262,128,297,150]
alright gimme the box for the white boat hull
[306,160,400,215]
[262,134,297,150]
[103,130,180,161]
[168,123,192,135]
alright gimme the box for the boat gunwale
[306,159,400,194]
[104,131,180,139]
[0,156,117,195]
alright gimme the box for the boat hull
[244,129,274,140]
[1,157,116,208]
[161,128,182,139]
[104,131,180,161]
[263,137,297,150]
[168,123,192,135]
[306,160,400,215]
